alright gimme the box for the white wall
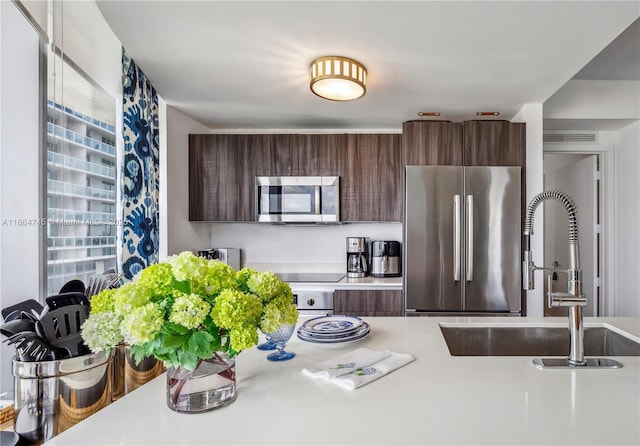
[602,122,640,316]
[545,123,639,316]
[544,154,596,316]
[160,104,212,259]
[0,0,43,394]
[513,103,544,316]
[211,222,402,271]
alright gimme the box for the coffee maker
[346,237,368,278]
[371,241,402,277]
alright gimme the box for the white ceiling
[572,17,639,81]
[96,1,639,131]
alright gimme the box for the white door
[543,154,599,317]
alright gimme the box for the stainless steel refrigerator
[404,166,521,314]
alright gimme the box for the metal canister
[12,351,111,445]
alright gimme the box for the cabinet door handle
[466,195,474,282]
[454,195,461,282]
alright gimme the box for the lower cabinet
[334,289,403,317]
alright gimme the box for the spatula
[44,292,89,310]
[59,279,86,295]
[36,304,90,358]
[1,299,43,321]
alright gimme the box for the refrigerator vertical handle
[453,195,461,282]
[466,195,474,282]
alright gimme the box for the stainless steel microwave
[255,176,340,223]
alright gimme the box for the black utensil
[1,299,43,321]
[44,292,90,310]
[37,304,90,358]
[2,309,39,322]
[85,274,110,298]
[0,318,36,338]
[59,279,86,295]
[4,331,58,361]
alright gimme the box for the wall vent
[544,133,597,143]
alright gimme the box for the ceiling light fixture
[309,56,367,101]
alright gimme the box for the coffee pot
[346,237,368,278]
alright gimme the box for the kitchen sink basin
[440,325,640,356]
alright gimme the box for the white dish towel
[302,347,415,390]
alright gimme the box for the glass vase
[166,352,236,413]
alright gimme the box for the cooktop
[275,272,346,283]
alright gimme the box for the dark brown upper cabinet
[463,120,526,166]
[189,133,403,222]
[297,134,343,176]
[190,134,255,222]
[339,134,403,222]
[402,120,525,168]
[402,121,463,166]
[254,134,296,176]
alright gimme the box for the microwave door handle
[315,186,321,216]
[466,195,474,282]
[453,195,461,282]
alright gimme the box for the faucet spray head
[522,190,579,291]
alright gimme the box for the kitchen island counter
[45,317,640,445]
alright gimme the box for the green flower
[229,325,258,352]
[235,267,256,292]
[211,289,262,328]
[121,302,163,344]
[89,288,117,314]
[170,251,206,282]
[169,293,211,329]
[199,261,236,297]
[112,282,153,317]
[80,251,298,371]
[136,263,176,297]
[81,311,122,352]
[247,271,285,302]
[260,299,298,333]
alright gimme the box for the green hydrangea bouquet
[81,251,298,371]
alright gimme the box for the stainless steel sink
[440,325,640,357]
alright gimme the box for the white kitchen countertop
[45,316,640,445]
[290,275,402,292]
[245,263,403,291]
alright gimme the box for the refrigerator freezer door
[405,166,463,311]
[463,166,521,312]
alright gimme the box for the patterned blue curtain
[121,48,159,279]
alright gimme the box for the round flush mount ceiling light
[309,56,367,101]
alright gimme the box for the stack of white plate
[297,315,370,344]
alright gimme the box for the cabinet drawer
[334,289,403,317]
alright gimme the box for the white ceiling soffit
[96,1,639,130]
[543,118,638,132]
[572,17,640,81]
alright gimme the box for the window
[46,51,117,295]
